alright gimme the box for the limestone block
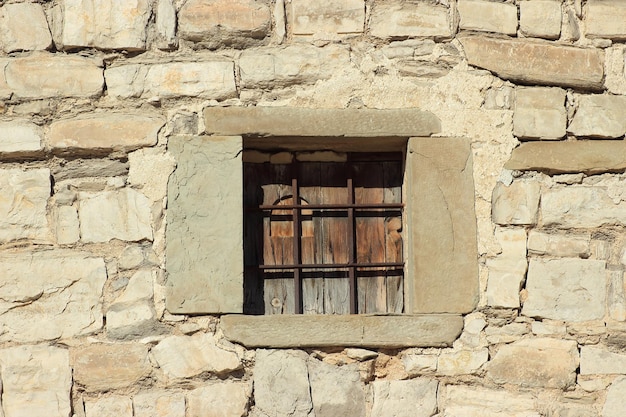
[128,148,177,202]
[0,3,52,53]
[532,320,566,336]
[603,377,626,417]
[187,382,251,417]
[520,1,562,39]
[568,94,626,138]
[492,181,540,225]
[486,257,527,308]
[460,35,604,90]
[485,322,530,345]
[71,343,151,392]
[52,159,129,181]
[487,338,578,389]
[514,87,566,140]
[0,252,105,342]
[369,1,452,39]
[443,385,539,417]
[179,0,271,47]
[542,187,626,228]
[605,45,626,95]
[586,1,626,40]
[239,45,350,88]
[495,227,528,258]
[437,349,488,376]
[253,350,312,417]
[290,0,364,38]
[371,379,438,417]
[106,61,236,100]
[156,0,177,49]
[580,345,626,375]
[308,359,365,417]
[0,345,71,417]
[4,54,103,99]
[609,270,626,321]
[505,140,626,174]
[522,258,606,321]
[49,114,164,152]
[151,333,242,379]
[55,205,80,245]
[133,391,186,417]
[62,0,150,50]
[527,231,590,257]
[166,136,243,314]
[106,270,158,339]
[85,396,133,417]
[458,0,517,35]
[79,188,153,243]
[0,121,43,155]
[402,353,438,376]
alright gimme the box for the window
[165,107,478,347]
[243,152,404,315]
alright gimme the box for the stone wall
[3,0,626,416]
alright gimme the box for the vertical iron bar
[347,177,357,314]
[292,175,303,314]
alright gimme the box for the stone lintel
[203,107,441,138]
[219,314,463,348]
[505,140,626,174]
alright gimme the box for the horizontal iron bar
[255,203,404,210]
[258,262,404,270]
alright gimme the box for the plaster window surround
[165,107,479,348]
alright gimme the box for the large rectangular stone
[220,314,463,348]
[369,1,452,39]
[580,345,626,375]
[586,1,626,40]
[458,0,518,35]
[0,3,52,53]
[203,107,440,137]
[460,35,604,90]
[520,0,562,40]
[0,252,107,342]
[166,135,243,314]
[61,0,151,50]
[505,140,626,174]
[541,186,626,228]
[514,87,566,140]
[568,94,626,138]
[0,121,43,155]
[444,386,539,417]
[48,114,164,152]
[290,0,364,37]
[105,61,236,100]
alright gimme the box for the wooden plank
[384,161,404,313]
[354,162,386,313]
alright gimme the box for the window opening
[244,152,404,315]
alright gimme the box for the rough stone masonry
[2,0,626,416]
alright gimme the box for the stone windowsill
[219,314,463,348]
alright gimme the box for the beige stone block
[542,186,626,228]
[71,344,151,392]
[586,0,626,40]
[486,257,527,308]
[0,168,49,243]
[187,382,251,417]
[458,0,517,35]
[55,205,80,245]
[49,114,163,152]
[520,1,562,39]
[0,3,52,53]
[133,391,186,417]
[522,258,606,321]
[531,320,566,336]
[514,87,566,140]
[369,1,452,39]
[85,396,133,417]
[106,61,236,100]
[62,0,150,50]
[604,377,626,417]
[580,345,626,375]
[443,385,539,417]
[204,107,440,138]
[505,140,626,174]
[290,0,364,37]
[106,270,158,339]
[220,314,463,348]
[0,345,71,417]
[151,333,242,379]
[437,349,488,376]
[407,137,478,314]
[487,338,579,389]
[309,359,365,417]
[156,0,177,49]
[128,148,177,203]
[609,270,626,321]
[371,379,438,417]
[0,121,43,155]
[527,231,590,257]
[79,188,153,243]
[485,322,530,345]
[166,136,243,314]
[179,0,270,47]
[492,180,540,225]
[5,54,103,99]
[239,44,350,88]
[460,35,604,90]
[568,94,626,138]
[402,353,438,376]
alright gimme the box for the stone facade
[1,1,626,416]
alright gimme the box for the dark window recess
[244,153,404,315]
